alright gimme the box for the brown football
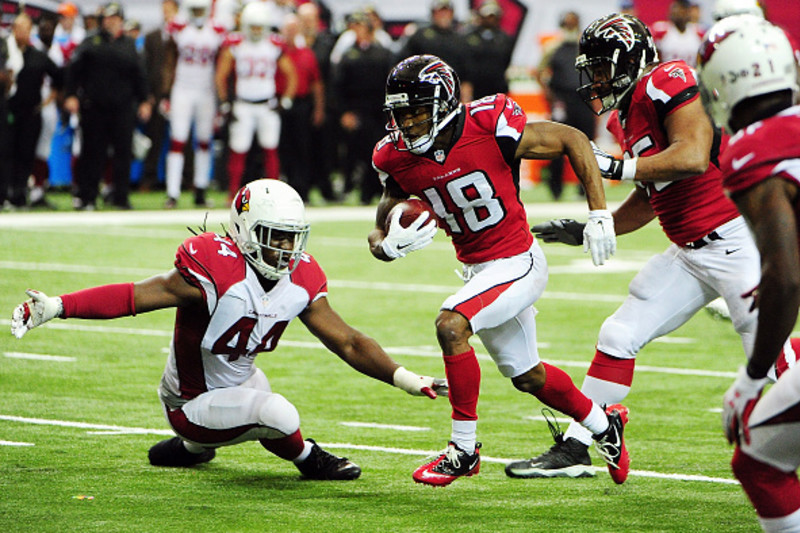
[385,199,437,231]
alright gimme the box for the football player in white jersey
[163,0,226,208]
[11,179,446,480]
[698,17,800,532]
[216,1,297,200]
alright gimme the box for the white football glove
[583,210,616,266]
[722,366,768,445]
[591,141,637,181]
[381,209,437,259]
[393,366,448,399]
[11,289,63,339]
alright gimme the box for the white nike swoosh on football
[732,153,756,171]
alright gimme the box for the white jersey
[169,18,226,91]
[158,232,327,408]
[651,21,704,67]
[230,35,282,102]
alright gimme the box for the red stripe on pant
[167,406,260,445]
[453,280,514,321]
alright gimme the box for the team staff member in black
[64,2,151,210]
[332,10,394,205]
[6,13,62,208]
[399,0,472,102]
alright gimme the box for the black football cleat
[148,436,216,467]
[296,439,361,480]
[505,409,594,479]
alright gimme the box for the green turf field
[0,183,768,532]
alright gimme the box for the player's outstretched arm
[11,270,204,339]
[516,121,616,265]
[300,297,447,399]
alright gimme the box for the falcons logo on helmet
[418,61,456,99]
[595,17,636,52]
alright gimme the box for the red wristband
[60,283,136,319]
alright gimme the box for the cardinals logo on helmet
[698,28,736,65]
[595,17,636,52]
[235,187,251,214]
[419,61,456,100]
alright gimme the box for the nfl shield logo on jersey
[435,149,445,162]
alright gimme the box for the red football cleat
[593,404,630,484]
[413,441,481,486]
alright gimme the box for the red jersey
[159,232,327,407]
[606,60,739,245]
[276,44,320,98]
[373,94,532,264]
[722,105,800,239]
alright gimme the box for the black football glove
[531,219,585,246]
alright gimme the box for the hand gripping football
[380,199,438,259]
[385,199,437,232]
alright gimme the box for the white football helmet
[712,0,763,21]
[228,179,310,280]
[184,0,211,27]
[240,1,274,42]
[697,16,799,131]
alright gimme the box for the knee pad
[258,393,300,436]
[597,316,638,358]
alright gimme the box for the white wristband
[621,157,638,181]
[393,366,420,394]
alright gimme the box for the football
[386,199,437,231]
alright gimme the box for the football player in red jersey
[517,12,770,479]
[11,179,446,481]
[698,17,800,532]
[369,54,626,486]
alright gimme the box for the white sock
[564,403,608,447]
[292,440,313,464]
[451,419,477,452]
[183,440,205,454]
[760,506,800,532]
[166,151,184,200]
[194,148,211,190]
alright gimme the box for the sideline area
[0,201,611,228]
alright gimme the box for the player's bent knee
[511,365,546,394]
[258,393,300,436]
[436,311,471,347]
[597,317,638,357]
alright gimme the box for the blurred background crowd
[0,0,796,210]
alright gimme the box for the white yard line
[4,352,76,362]
[0,318,734,378]
[0,439,35,446]
[339,422,430,432]
[0,202,607,229]
[0,413,737,485]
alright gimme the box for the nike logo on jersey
[725,248,741,255]
[189,243,198,255]
[732,153,756,171]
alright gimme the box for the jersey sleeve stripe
[657,86,699,123]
